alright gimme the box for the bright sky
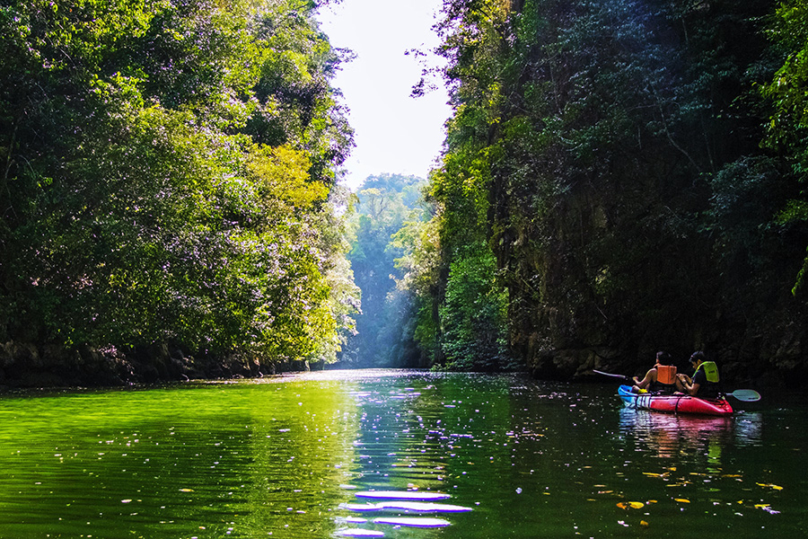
[317,0,452,191]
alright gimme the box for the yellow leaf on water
[647,500,658,504]
[757,483,784,490]
[640,520,650,527]
[755,504,770,509]
[674,498,690,503]
[616,501,644,510]
[180,488,194,492]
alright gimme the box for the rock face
[495,185,808,387]
[517,287,807,387]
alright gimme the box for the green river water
[0,369,803,538]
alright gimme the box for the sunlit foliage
[0,0,357,371]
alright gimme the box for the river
[0,369,804,538]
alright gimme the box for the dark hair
[690,351,705,363]
[656,351,672,365]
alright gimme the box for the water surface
[0,370,803,538]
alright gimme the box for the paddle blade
[593,369,629,381]
[727,389,761,402]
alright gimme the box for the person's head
[689,351,705,367]
[655,351,672,365]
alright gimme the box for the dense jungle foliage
[397,0,808,383]
[4,0,808,386]
[0,0,359,384]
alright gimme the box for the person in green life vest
[677,351,721,398]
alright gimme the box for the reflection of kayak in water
[618,385,733,416]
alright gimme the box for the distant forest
[2,0,808,386]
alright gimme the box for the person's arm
[685,382,701,396]
[633,368,655,390]
[683,371,703,396]
[675,374,690,393]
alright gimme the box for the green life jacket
[695,361,720,383]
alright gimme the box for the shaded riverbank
[0,339,795,390]
[0,341,321,389]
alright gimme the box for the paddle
[593,369,761,402]
[724,389,761,402]
[592,369,630,381]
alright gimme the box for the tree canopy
[0,0,358,379]
[399,0,808,381]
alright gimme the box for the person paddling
[677,351,721,398]
[632,351,677,394]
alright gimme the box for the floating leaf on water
[616,502,644,510]
[121,499,132,504]
[756,483,784,490]
[179,489,193,493]
[754,504,770,509]
[674,498,690,503]
[373,517,451,528]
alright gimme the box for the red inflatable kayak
[618,385,733,416]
